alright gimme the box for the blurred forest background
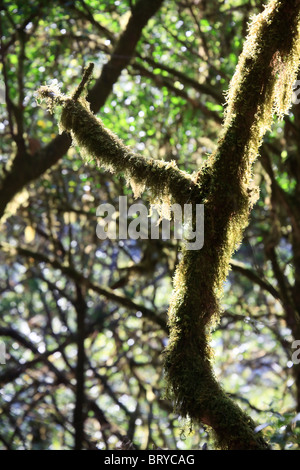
[0,0,300,450]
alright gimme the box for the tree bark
[0,0,164,220]
[37,0,300,450]
[73,284,87,450]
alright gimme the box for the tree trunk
[38,0,300,450]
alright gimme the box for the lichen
[58,96,197,213]
[36,0,300,449]
[163,0,300,449]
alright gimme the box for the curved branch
[87,0,164,113]
[31,0,300,450]
[230,259,281,300]
[163,0,300,450]
[0,0,165,220]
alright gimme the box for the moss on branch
[37,0,300,449]
[163,0,300,450]
[38,82,196,208]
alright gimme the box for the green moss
[163,0,300,449]
[37,1,300,448]
[59,97,199,212]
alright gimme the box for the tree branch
[0,0,165,220]
[230,259,281,300]
[73,284,87,450]
[31,0,300,450]
[163,0,300,450]
[87,0,164,112]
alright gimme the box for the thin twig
[72,63,94,101]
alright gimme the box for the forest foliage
[0,0,300,450]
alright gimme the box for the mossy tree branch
[38,73,197,205]
[0,0,165,220]
[164,0,300,450]
[60,93,197,205]
[37,0,300,450]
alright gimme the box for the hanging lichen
[37,0,300,450]
[38,77,197,214]
[163,0,300,449]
